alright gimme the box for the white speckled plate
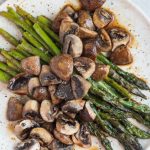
[0,0,150,149]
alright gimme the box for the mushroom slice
[28,77,40,96]
[30,127,54,146]
[80,0,106,11]
[14,119,39,140]
[40,100,58,122]
[7,73,32,95]
[78,10,95,31]
[74,57,96,79]
[15,139,40,150]
[96,29,112,52]
[108,27,131,51]
[93,8,114,29]
[21,56,41,76]
[7,97,23,121]
[54,129,73,145]
[50,54,73,81]
[72,124,91,148]
[62,5,75,16]
[63,34,83,58]
[39,65,62,86]
[62,99,85,118]
[110,44,133,65]
[22,100,40,119]
[79,101,96,122]
[92,64,110,81]
[56,114,80,136]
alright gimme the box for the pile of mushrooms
[6,0,133,149]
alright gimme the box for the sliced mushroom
[40,147,49,150]
[109,44,133,65]
[7,73,32,95]
[30,127,53,146]
[28,77,40,96]
[71,75,91,99]
[22,100,40,119]
[56,114,80,135]
[92,64,110,81]
[63,34,83,58]
[39,65,62,86]
[40,100,58,122]
[50,54,73,81]
[93,8,114,29]
[40,122,55,133]
[62,5,75,16]
[80,0,106,11]
[7,97,23,121]
[48,85,62,105]
[54,129,73,145]
[96,29,112,52]
[108,27,131,51]
[79,101,96,122]
[78,10,95,31]
[74,57,96,79]
[21,56,41,76]
[14,119,39,140]
[62,99,85,118]
[72,124,91,148]
[15,139,40,150]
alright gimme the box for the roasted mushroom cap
[92,64,110,81]
[40,100,58,122]
[78,10,95,31]
[93,8,114,29]
[50,54,73,81]
[14,119,39,140]
[54,129,73,145]
[110,44,133,65]
[74,57,96,79]
[62,99,85,118]
[96,29,112,52]
[108,27,130,51]
[71,75,91,99]
[7,73,32,95]
[63,34,83,58]
[15,139,40,150]
[7,97,23,121]
[72,124,91,148]
[39,65,62,86]
[21,56,41,76]
[80,0,106,12]
[30,127,54,146]
[79,101,96,122]
[56,114,80,136]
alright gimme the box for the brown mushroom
[80,0,106,11]
[109,44,133,65]
[7,97,23,121]
[21,56,41,76]
[93,8,114,29]
[63,34,83,58]
[50,54,73,81]
[78,10,95,30]
[74,57,96,79]
[92,64,110,81]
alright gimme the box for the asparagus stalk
[16,44,31,57]
[37,15,52,27]
[8,50,26,60]
[7,6,21,19]
[6,60,20,72]
[0,69,11,82]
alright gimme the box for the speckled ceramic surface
[0,0,150,149]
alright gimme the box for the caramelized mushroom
[21,56,41,76]
[74,57,96,79]
[50,54,73,81]
[92,64,110,81]
[93,8,114,29]
[78,10,95,30]
[40,100,58,122]
[109,44,133,65]
[63,34,83,58]
[7,97,23,121]
[56,114,80,135]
